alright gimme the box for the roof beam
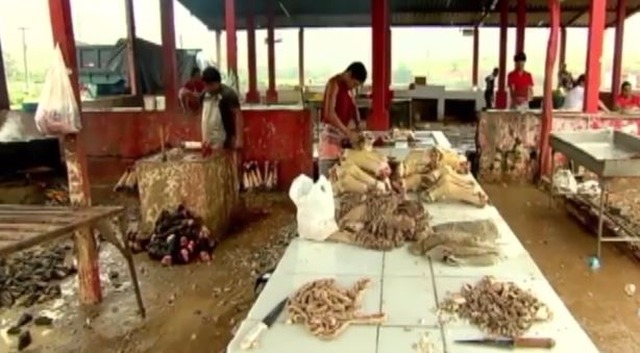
[567,9,589,26]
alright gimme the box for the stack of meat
[139,205,216,265]
[329,149,393,194]
[393,147,488,207]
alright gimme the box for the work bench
[226,133,600,353]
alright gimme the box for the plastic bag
[288,175,338,241]
[552,169,577,194]
[34,44,81,135]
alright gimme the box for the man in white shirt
[561,74,609,112]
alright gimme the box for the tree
[393,62,413,84]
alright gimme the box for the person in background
[557,63,573,92]
[507,52,534,109]
[561,74,609,112]
[179,67,206,112]
[614,81,640,112]
[318,62,368,177]
[484,67,499,110]
[200,66,243,150]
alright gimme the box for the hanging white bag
[34,44,82,135]
[288,174,338,241]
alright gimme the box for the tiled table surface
[227,202,600,353]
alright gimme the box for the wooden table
[0,205,145,317]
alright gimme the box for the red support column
[298,27,305,89]
[559,27,567,67]
[0,37,9,110]
[516,0,527,53]
[386,28,392,110]
[160,0,178,112]
[225,0,238,92]
[496,0,509,109]
[472,26,479,87]
[540,0,561,178]
[124,0,139,95]
[48,0,102,305]
[370,0,390,130]
[612,0,627,98]
[266,0,278,104]
[246,10,259,103]
[584,0,607,113]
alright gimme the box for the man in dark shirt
[484,67,499,110]
[200,67,243,150]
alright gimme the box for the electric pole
[18,27,29,92]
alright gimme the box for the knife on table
[240,298,288,350]
[455,337,556,349]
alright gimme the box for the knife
[454,337,556,349]
[240,298,288,350]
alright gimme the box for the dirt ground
[2,181,640,353]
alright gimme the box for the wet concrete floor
[2,183,640,352]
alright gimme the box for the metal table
[549,129,640,259]
[0,204,145,317]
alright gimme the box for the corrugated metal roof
[177,0,640,30]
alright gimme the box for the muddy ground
[2,180,640,352]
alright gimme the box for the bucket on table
[156,96,166,111]
[143,96,156,111]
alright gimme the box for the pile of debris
[0,244,75,308]
[286,278,386,340]
[130,205,216,266]
[330,190,431,251]
[439,276,552,338]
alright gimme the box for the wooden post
[124,0,139,95]
[48,0,102,304]
[370,0,390,130]
[516,0,527,53]
[540,0,561,178]
[215,30,222,68]
[298,27,304,89]
[584,0,607,113]
[266,0,278,103]
[160,0,178,112]
[611,0,627,98]
[225,0,238,92]
[496,0,508,109]
[559,27,567,67]
[245,5,259,103]
[0,36,9,110]
[472,26,479,87]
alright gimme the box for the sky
[1,0,640,88]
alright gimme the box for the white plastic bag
[34,44,81,135]
[288,175,338,241]
[552,169,577,194]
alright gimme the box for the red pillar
[225,0,238,92]
[472,26,479,87]
[245,8,259,103]
[559,27,567,67]
[386,28,392,110]
[298,27,305,89]
[48,0,102,305]
[584,0,607,113]
[516,0,527,53]
[124,0,139,95]
[160,0,178,112]
[0,36,9,110]
[266,0,278,104]
[540,0,561,177]
[496,0,509,109]
[611,0,627,98]
[370,0,390,130]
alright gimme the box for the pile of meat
[286,278,386,339]
[133,205,216,265]
[330,190,431,250]
[409,219,501,266]
[439,276,553,338]
[329,140,488,207]
[395,147,487,207]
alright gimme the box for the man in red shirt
[179,67,206,112]
[507,52,534,109]
[614,81,640,111]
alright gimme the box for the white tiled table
[227,136,600,353]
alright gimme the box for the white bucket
[155,96,166,111]
[143,96,156,111]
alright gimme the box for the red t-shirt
[507,70,534,102]
[181,78,206,111]
[184,78,205,93]
[615,94,640,109]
